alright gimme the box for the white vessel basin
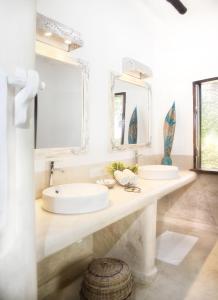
[42,183,109,214]
[138,165,179,180]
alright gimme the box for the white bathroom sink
[42,183,109,214]
[138,165,179,180]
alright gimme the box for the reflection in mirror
[35,55,82,148]
[114,92,126,145]
[111,74,151,150]
[34,44,88,155]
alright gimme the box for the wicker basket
[80,258,134,300]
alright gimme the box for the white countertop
[36,171,197,262]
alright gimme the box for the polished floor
[134,221,218,300]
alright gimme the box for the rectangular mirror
[111,73,151,150]
[35,42,88,157]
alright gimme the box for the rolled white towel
[123,169,138,185]
[114,170,129,186]
[114,169,138,186]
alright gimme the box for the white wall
[151,0,218,156]
[0,1,37,299]
[36,0,158,170]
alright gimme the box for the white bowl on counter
[42,183,109,214]
[138,165,179,180]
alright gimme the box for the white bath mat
[156,230,199,265]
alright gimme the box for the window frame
[193,77,218,174]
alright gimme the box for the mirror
[35,42,88,156]
[111,73,151,150]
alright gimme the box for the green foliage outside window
[201,81,218,170]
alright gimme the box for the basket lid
[81,258,133,299]
[83,258,132,288]
[88,258,124,277]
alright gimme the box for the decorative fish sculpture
[128,107,138,144]
[161,102,176,165]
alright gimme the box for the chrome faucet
[134,150,143,165]
[49,161,64,186]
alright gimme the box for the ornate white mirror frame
[110,72,152,151]
[35,41,89,160]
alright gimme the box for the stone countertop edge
[36,171,197,262]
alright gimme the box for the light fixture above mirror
[122,57,152,80]
[36,13,84,52]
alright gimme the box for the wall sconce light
[122,57,152,79]
[36,13,84,52]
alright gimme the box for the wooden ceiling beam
[166,0,187,14]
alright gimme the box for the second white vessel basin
[42,183,109,214]
[138,165,179,180]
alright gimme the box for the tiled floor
[134,221,218,300]
[47,221,218,300]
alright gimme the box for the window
[193,77,218,172]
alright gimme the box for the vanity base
[36,171,197,290]
[93,201,158,284]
